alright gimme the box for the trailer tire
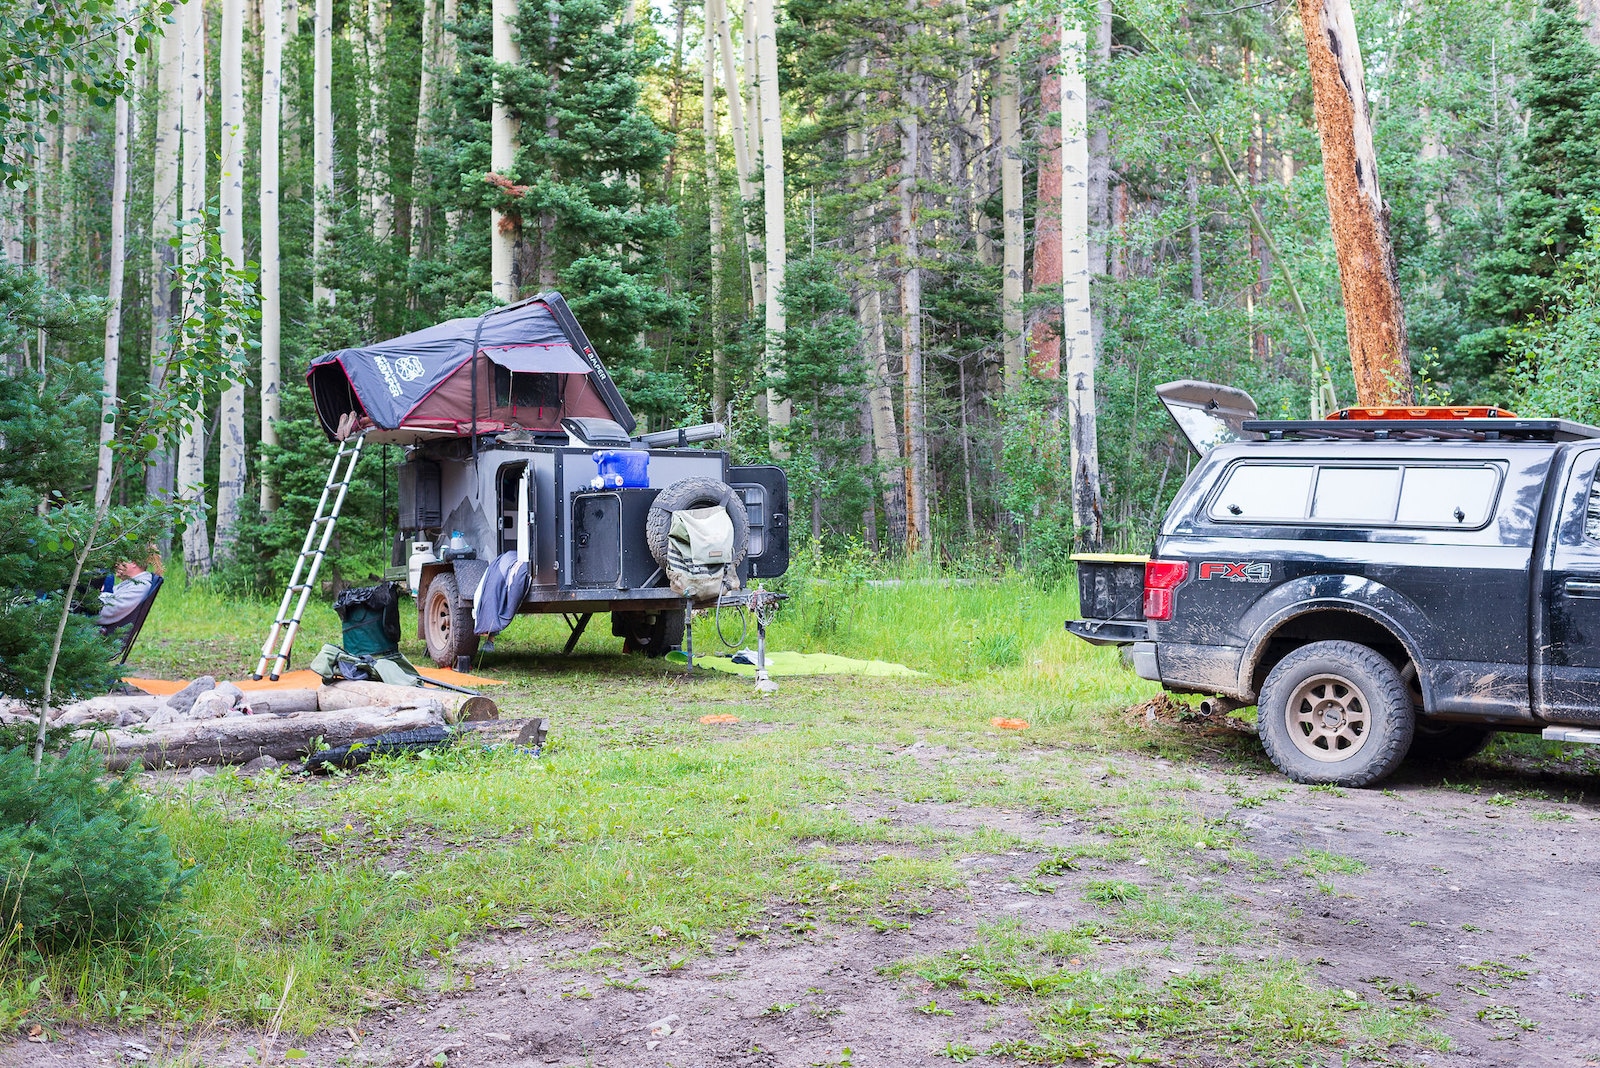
[422,572,480,668]
[1257,640,1413,787]
[645,478,749,568]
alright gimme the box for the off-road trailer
[254,291,788,677]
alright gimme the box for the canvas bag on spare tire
[645,477,749,600]
[666,505,737,599]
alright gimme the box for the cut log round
[316,680,498,723]
[94,702,446,770]
[242,688,322,715]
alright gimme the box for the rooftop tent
[306,291,637,444]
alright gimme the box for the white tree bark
[703,12,726,418]
[147,20,182,516]
[1060,29,1103,549]
[260,0,284,511]
[899,26,929,553]
[997,13,1024,392]
[214,0,248,564]
[490,0,520,301]
[313,0,334,305]
[711,0,763,309]
[440,0,462,242]
[95,0,132,508]
[410,0,439,261]
[178,0,212,577]
[753,0,788,447]
[365,0,393,240]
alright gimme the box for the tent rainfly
[306,292,637,444]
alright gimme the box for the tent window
[494,366,561,410]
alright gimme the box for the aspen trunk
[1060,29,1103,550]
[410,0,438,262]
[178,0,212,578]
[147,21,182,526]
[313,0,334,305]
[96,0,132,508]
[365,0,392,240]
[1296,0,1412,405]
[703,12,726,418]
[899,11,930,554]
[1028,18,1062,379]
[1086,0,1111,358]
[260,0,284,511]
[1578,0,1600,48]
[1186,163,1203,301]
[214,0,248,564]
[440,0,462,242]
[712,0,763,309]
[997,13,1024,392]
[490,0,520,302]
[753,0,789,448]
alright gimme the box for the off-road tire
[1257,640,1413,787]
[611,609,686,658]
[1408,721,1494,763]
[422,572,480,668]
[645,477,750,568]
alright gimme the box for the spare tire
[645,477,750,568]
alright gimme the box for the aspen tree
[96,0,132,507]
[703,11,726,417]
[1060,28,1103,549]
[753,0,789,446]
[178,0,211,576]
[900,0,930,552]
[147,19,182,516]
[490,0,520,302]
[261,0,284,511]
[712,0,763,307]
[411,0,439,262]
[366,0,392,240]
[313,0,334,305]
[215,0,248,562]
[997,12,1024,391]
[1296,0,1412,404]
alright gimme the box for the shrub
[0,745,190,946]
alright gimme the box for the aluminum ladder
[252,432,367,680]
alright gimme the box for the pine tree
[1467,0,1600,366]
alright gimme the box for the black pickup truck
[1069,381,1600,786]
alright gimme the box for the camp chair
[102,574,163,666]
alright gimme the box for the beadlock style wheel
[1285,672,1371,762]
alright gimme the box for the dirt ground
[9,748,1600,1068]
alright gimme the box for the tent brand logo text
[375,356,421,397]
[1198,561,1271,582]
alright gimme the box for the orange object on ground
[698,713,740,725]
[990,717,1029,730]
[123,665,504,696]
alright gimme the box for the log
[242,688,321,715]
[95,702,446,771]
[316,680,498,723]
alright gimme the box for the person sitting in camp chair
[97,556,159,630]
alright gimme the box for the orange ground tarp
[123,666,503,696]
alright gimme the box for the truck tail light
[1143,560,1188,621]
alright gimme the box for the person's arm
[97,575,152,627]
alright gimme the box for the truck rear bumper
[1065,619,1149,646]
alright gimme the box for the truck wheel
[612,609,685,658]
[1408,721,1493,763]
[1257,640,1413,787]
[423,573,480,668]
[645,478,750,567]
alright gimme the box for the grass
[0,568,1443,1061]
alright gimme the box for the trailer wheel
[645,477,749,567]
[423,572,480,668]
[612,609,685,658]
[1257,640,1413,787]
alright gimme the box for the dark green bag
[332,583,403,657]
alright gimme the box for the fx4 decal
[1198,561,1272,582]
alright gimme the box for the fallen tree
[94,702,445,770]
[316,680,498,722]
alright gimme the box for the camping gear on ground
[254,432,368,680]
[690,650,923,679]
[677,587,788,691]
[333,582,404,657]
[593,449,650,487]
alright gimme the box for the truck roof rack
[1242,418,1600,442]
